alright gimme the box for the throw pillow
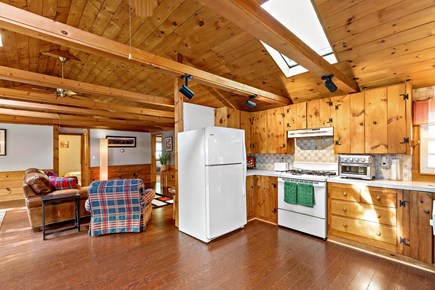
[24,169,55,195]
[45,170,58,177]
[49,176,79,190]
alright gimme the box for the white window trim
[420,124,435,174]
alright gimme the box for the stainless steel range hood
[287,127,334,138]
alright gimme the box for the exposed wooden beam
[205,87,239,110]
[0,87,174,119]
[0,66,174,110]
[200,0,360,94]
[0,3,290,105]
[0,98,174,125]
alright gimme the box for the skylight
[261,0,337,77]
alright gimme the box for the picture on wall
[165,136,173,151]
[60,141,70,148]
[106,136,136,148]
[0,129,6,156]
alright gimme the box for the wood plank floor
[0,203,434,289]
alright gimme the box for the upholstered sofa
[85,179,155,236]
[22,168,90,232]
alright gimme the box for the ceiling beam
[0,87,174,120]
[0,3,290,105]
[0,98,174,125]
[200,0,360,94]
[0,66,174,110]
[205,87,239,110]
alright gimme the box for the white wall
[162,130,175,165]
[183,103,214,131]
[90,129,151,167]
[0,124,53,171]
[59,135,81,176]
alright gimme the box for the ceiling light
[321,75,337,92]
[179,74,194,99]
[245,94,257,108]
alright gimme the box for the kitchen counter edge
[246,169,435,193]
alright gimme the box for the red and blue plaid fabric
[48,176,78,190]
[86,179,154,237]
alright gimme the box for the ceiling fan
[55,56,77,97]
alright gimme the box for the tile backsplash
[250,138,412,180]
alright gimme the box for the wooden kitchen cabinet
[331,95,351,154]
[284,102,306,131]
[349,92,365,153]
[215,107,240,129]
[246,175,255,221]
[251,111,268,154]
[266,107,286,154]
[240,111,253,154]
[306,98,333,129]
[255,176,278,224]
[396,190,434,264]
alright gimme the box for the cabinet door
[267,107,286,154]
[284,103,307,131]
[246,175,255,221]
[350,92,365,153]
[396,190,433,264]
[295,102,307,129]
[365,87,388,153]
[255,176,278,224]
[307,99,320,128]
[253,111,268,154]
[215,107,241,129]
[332,95,350,154]
[240,111,252,154]
[387,83,408,154]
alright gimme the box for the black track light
[179,74,194,99]
[245,94,257,108]
[321,74,337,92]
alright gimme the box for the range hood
[287,127,334,138]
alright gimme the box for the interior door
[206,163,246,239]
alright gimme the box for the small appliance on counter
[274,162,289,172]
[338,154,375,180]
[247,156,256,169]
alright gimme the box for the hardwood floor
[0,204,434,289]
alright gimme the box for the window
[261,0,337,77]
[155,136,162,160]
[420,124,435,174]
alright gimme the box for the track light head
[179,74,195,99]
[179,84,195,99]
[321,74,337,92]
[245,94,257,108]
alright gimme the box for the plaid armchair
[85,179,155,237]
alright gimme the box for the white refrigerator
[178,126,247,243]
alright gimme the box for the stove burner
[285,169,337,177]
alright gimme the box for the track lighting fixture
[321,74,337,92]
[179,74,194,99]
[245,94,257,108]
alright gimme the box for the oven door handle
[278,178,325,187]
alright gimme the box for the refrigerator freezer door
[205,127,245,165]
[206,163,246,240]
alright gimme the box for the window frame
[420,123,435,174]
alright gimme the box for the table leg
[76,197,80,232]
[42,201,46,240]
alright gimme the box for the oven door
[277,178,326,219]
[339,163,370,178]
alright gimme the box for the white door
[206,163,246,239]
[205,127,245,165]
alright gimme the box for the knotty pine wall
[0,171,26,202]
[90,164,155,189]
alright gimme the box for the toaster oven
[338,155,375,180]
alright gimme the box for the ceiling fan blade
[64,90,78,97]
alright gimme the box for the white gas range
[277,162,337,239]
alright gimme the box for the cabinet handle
[424,209,430,214]
[343,208,348,212]
[373,121,377,125]
[343,192,348,197]
[376,195,381,201]
[343,224,348,228]
[272,183,277,188]
[273,208,277,214]
[376,232,381,236]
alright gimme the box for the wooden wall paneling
[174,74,184,227]
[252,110,268,154]
[240,111,252,154]
[0,171,25,202]
[365,87,388,153]
[306,99,320,129]
[295,102,307,130]
[266,107,285,154]
[89,164,154,187]
[332,95,350,154]
[349,92,365,153]
[151,134,157,187]
[215,107,240,128]
[53,125,59,175]
[82,130,90,187]
[387,83,407,154]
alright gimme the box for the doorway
[59,134,82,184]
[155,134,162,194]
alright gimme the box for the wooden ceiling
[0,0,433,131]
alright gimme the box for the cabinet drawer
[329,183,360,202]
[331,215,396,245]
[360,187,397,208]
[331,200,396,226]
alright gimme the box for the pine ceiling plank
[42,0,57,18]
[0,65,174,109]
[27,0,42,14]
[77,0,100,31]
[314,0,365,19]
[28,37,40,72]
[66,0,87,27]
[90,0,122,36]
[0,3,290,105]
[2,30,19,69]
[326,0,435,44]
[201,0,359,93]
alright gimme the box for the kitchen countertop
[247,169,435,193]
